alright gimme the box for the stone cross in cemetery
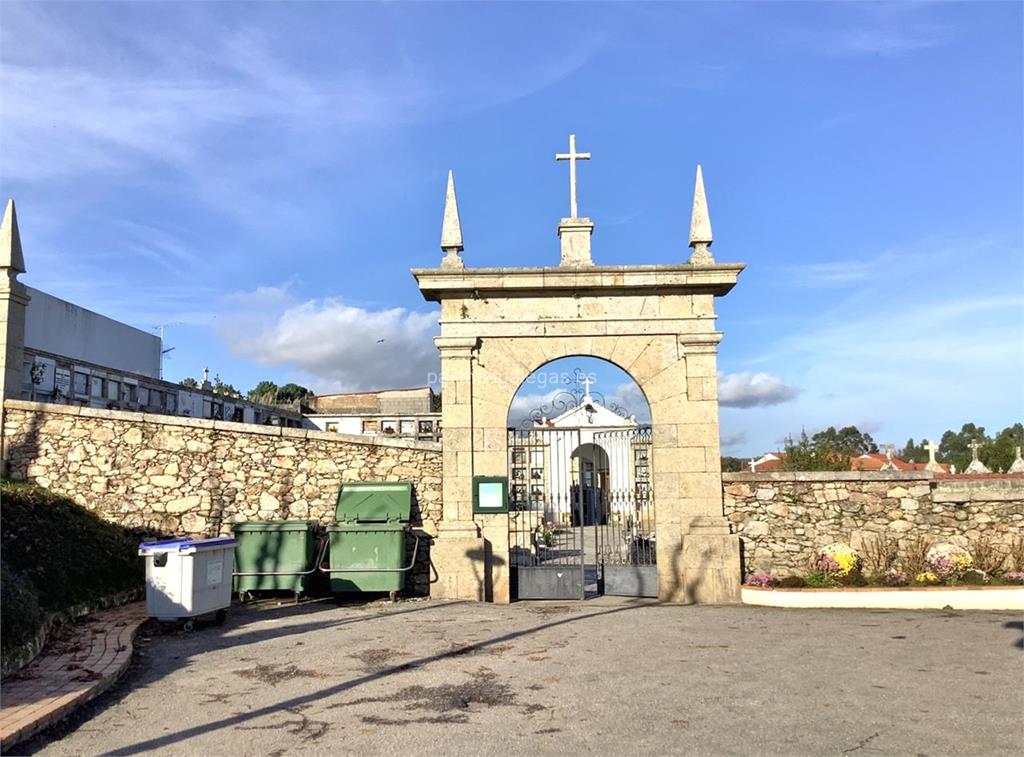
[748,458,756,472]
[1009,446,1024,474]
[879,443,898,471]
[965,439,991,475]
[923,438,944,473]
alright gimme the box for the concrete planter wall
[741,585,1024,611]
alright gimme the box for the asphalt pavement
[17,596,1024,756]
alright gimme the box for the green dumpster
[326,482,417,595]
[232,520,319,597]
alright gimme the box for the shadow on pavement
[100,601,644,755]
[17,597,458,755]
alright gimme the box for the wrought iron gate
[507,425,656,599]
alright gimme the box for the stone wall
[723,472,1024,577]
[2,400,442,594]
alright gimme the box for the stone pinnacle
[688,165,714,265]
[440,170,464,269]
[1,199,26,273]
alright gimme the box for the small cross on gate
[556,134,591,219]
[580,374,594,398]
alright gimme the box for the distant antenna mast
[154,323,180,380]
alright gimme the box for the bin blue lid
[139,536,237,553]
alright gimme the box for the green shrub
[836,569,868,587]
[1,481,144,657]
[958,569,990,586]
[803,570,836,588]
[1,558,42,652]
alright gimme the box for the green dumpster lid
[232,520,317,533]
[328,522,406,532]
[335,482,413,523]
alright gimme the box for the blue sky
[1,1,1021,456]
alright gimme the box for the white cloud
[783,4,950,59]
[720,431,747,450]
[0,4,600,186]
[718,372,800,408]
[218,286,439,392]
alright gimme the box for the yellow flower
[915,571,940,583]
[819,543,859,576]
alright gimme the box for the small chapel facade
[510,378,643,526]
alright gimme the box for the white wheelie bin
[139,536,237,629]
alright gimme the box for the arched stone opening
[414,262,744,605]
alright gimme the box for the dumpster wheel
[389,590,398,602]
[183,619,196,632]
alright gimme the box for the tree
[778,430,850,471]
[986,423,1024,472]
[900,437,929,464]
[180,377,199,389]
[211,375,241,398]
[811,425,878,457]
[938,423,987,472]
[247,380,280,403]
[277,383,311,403]
[720,456,745,472]
[776,425,878,471]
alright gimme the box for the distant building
[747,450,951,473]
[1,200,302,427]
[304,386,441,441]
[748,452,784,472]
[850,452,950,473]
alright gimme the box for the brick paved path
[0,603,147,752]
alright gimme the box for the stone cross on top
[580,374,594,399]
[555,133,596,267]
[556,133,591,220]
[968,439,982,461]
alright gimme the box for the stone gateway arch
[413,140,744,604]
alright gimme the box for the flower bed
[741,537,1024,610]
[741,584,1024,611]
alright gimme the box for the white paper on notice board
[478,482,504,509]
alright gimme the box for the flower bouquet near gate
[536,522,555,547]
[744,572,778,588]
[925,543,973,581]
[815,543,859,577]
[914,571,942,586]
[876,568,909,587]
